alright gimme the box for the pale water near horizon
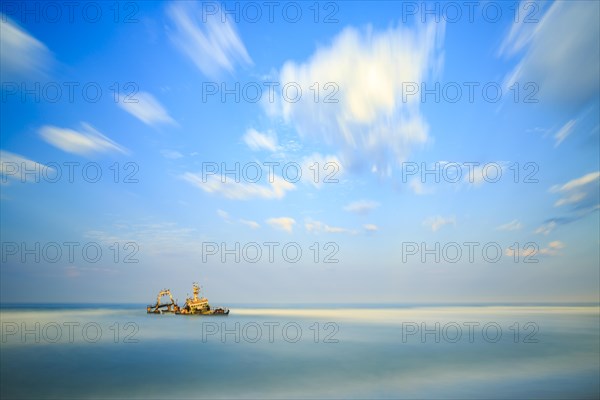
[1,304,598,399]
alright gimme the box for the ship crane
[146,289,180,314]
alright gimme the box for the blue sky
[1,1,598,303]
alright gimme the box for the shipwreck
[147,283,229,315]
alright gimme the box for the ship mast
[193,282,200,301]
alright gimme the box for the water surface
[1,304,598,399]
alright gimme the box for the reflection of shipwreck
[147,283,229,315]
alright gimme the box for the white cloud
[239,219,260,229]
[0,150,53,184]
[343,200,380,215]
[215,208,261,228]
[497,4,538,57]
[409,178,432,195]
[160,149,184,159]
[551,172,600,193]
[551,171,599,208]
[266,217,296,233]
[535,221,556,236]
[467,166,486,186]
[182,172,295,200]
[305,219,356,235]
[216,210,260,229]
[300,153,344,188]
[554,119,576,147]
[0,17,52,78]
[118,91,175,126]
[423,215,455,232]
[166,2,252,78]
[497,220,523,231]
[216,209,230,221]
[457,162,510,187]
[364,224,378,232]
[268,21,445,173]
[500,1,600,107]
[243,129,278,152]
[505,241,564,258]
[540,241,565,256]
[554,192,586,207]
[39,123,128,156]
[504,246,536,259]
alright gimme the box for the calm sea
[1,304,598,399]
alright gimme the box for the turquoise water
[1,305,598,399]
